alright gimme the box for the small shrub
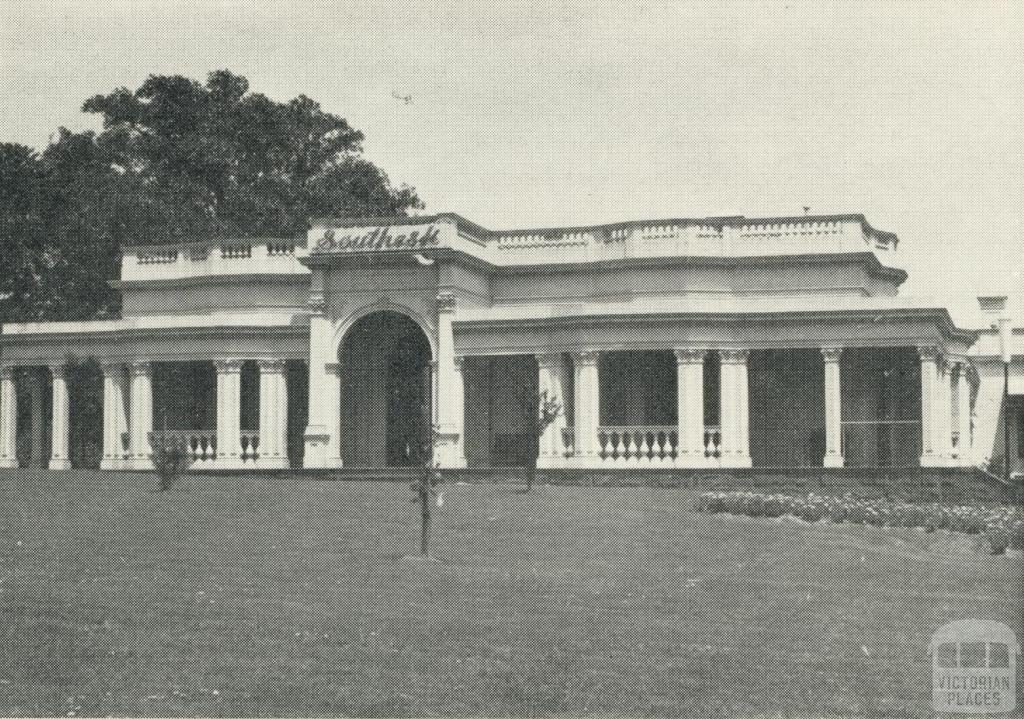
[151,435,192,491]
[847,504,868,525]
[743,495,765,518]
[987,529,1010,555]
[828,502,848,523]
[1010,524,1024,551]
[923,509,945,533]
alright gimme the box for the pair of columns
[0,365,73,470]
[100,359,289,470]
[0,358,292,472]
[537,349,757,468]
[919,348,972,466]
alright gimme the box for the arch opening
[339,310,433,467]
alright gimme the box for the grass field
[0,469,1021,718]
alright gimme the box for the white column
[955,361,972,465]
[737,350,751,466]
[919,346,940,466]
[434,291,465,468]
[573,350,600,462]
[128,361,153,470]
[0,366,18,468]
[822,348,844,468]
[675,349,706,467]
[719,350,752,468]
[29,369,44,468]
[100,363,124,470]
[302,270,343,468]
[537,353,568,468]
[258,359,289,469]
[215,359,243,468]
[48,364,71,470]
[937,357,953,463]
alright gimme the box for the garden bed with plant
[694,490,1024,555]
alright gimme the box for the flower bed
[694,491,1024,555]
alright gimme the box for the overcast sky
[1,0,1021,326]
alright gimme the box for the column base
[822,454,845,468]
[303,425,342,469]
[561,455,607,469]
[433,427,465,469]
[676,454,717,469]
[213,457,247,470]
[255,456,290,470]
[537,455,568,469]
[0,458,20,469]
[719,455,753,469]
[48,458,72,470]
[99,459,123,471]
[123,457,155,471]
[919,453,951,468]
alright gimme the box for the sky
[1,0,1022,327]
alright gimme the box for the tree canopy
[0,71,423,321]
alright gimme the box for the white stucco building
[0,212,1014,487]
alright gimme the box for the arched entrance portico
[339,310,433,467]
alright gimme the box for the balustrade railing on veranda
[558,425,722,462]
[152,430,218,463]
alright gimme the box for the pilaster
[434,292,465,468]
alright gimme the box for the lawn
[0,469,1021,718]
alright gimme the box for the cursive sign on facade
[312,224,442,254]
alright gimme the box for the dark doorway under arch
[339,311,432,467]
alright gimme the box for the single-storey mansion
[0,212,1003,476]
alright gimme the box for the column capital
[536,352,564,369]
[719,348,750,364]
[917,345,941,362]
[453,355,465,371]
[129,360,152,377]
[308,295,327,316]
[48,363,68,380]
[674,348,707,364]
[820,347,844,362]
[573,350,600,366]
[99,360,124,373]
[214,359,244,374]
[257,358,289,373]
[0,365,14,381]
[946,355,968,370]
[436,290,457,314]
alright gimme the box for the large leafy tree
[0,70,423,320]
[82,70,422,242]
[0,143,45,320]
